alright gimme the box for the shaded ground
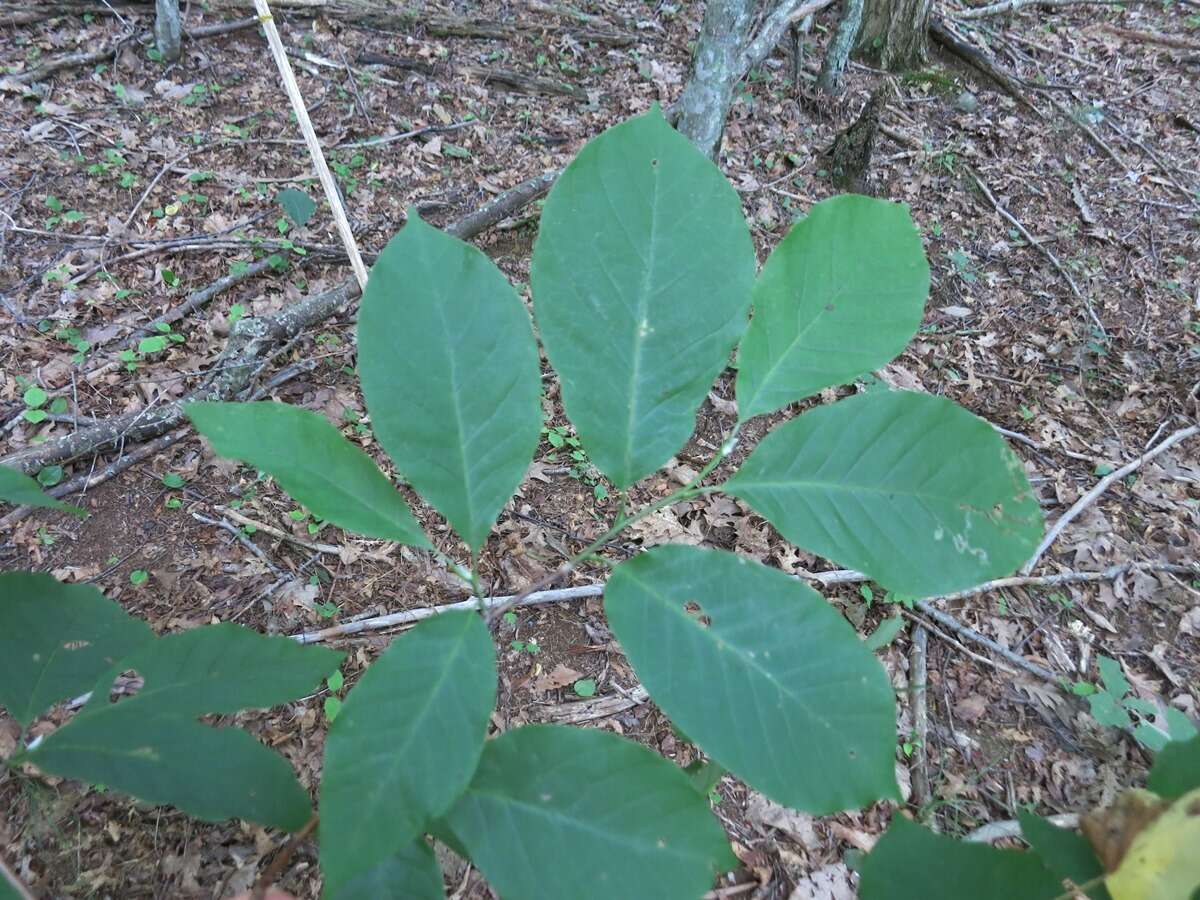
[1,1,1198,897]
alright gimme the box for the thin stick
[214,506,391,562]
[252,1,368,288]
[251,813,319,900]
[1023,424,1199,573]
[910,601,1055,681]
[0,429,189,529]
[909,625,933,821]
[192,512,282,575]
[293,584,603,643]
[966,165,1104,334]
[290,559,1196,645]
[965,813,1080,842]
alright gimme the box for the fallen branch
[966,165,1105,334]
[1103,25,1200,52]
[955,0,1154,19]
[908,625,933,817]
[293,584,603,644]
[0,428,189,528]
[1022,424,1200,573]
[930,19,1041,114]
[0,17,259,91]
[909,601,1057,681]
[0,171,554,480]
[289,558,1197,653]
[82,258,280,383]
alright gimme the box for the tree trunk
[673,0,756,160]
[817,0,864,94]
[855,0,932,70]
[155,0,181,62]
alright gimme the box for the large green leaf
[325,840,445,900]
[1017,811,1109,900]
[724,391,1043,596]
[735,195,929,419]
[605,545,897,813]
[442,724,733,900]
[81,622,343,716]
[187,401,428,548]
[358,212,542,551]
[530,107,756,488]
[0,572,153,728]
[320,612,495,893]
[30,624,341,830]
[30,702,314,831]
[0,464,85,517]
[1148,734,1200,799]
[859,816,1062,900]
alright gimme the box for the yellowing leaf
[1106,787,1200,900]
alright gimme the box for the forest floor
[1,1,1198,897]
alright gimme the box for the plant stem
[483,427,739,625]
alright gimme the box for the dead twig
[192,512,283,575]
[908,602,1055,681]
[966,165,1105,334]
[292,584,604,644]
[250,813,319,900]
[1023,424,1200,573]
[965,813,1080,842]
[908,625,933,820]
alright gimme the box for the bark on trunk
[856,0,933,70]
[817,0,865,94]
[155,0,181,62]
[673,0,756,160]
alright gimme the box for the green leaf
[161,472,185,489]
[1096,655,1129,699]
[187,402,428,548]
[859,816,1062,899]
[1017,811,1109,900]
[1148,734,1200,799]
[735,195,929,419]
[325,840,445,900]
[32,624,341,830]
[442,724,733,900]
[0,573,154,727]
[358,211,542,551]
[724,391,1043,597]
[80,622,343,718]
[22,409,47,424]
[36,465,64,487]
[23,386,48,408]
[0,469,52,514]
[864,613,906,651]
[530,107,756,488]
[320,611,496,893]
[129,569,149,586]
[31,703,314,831]
[605,546,897,813]
[278,188,316,226]
[137,335,168,354]
[573,678,596,697]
